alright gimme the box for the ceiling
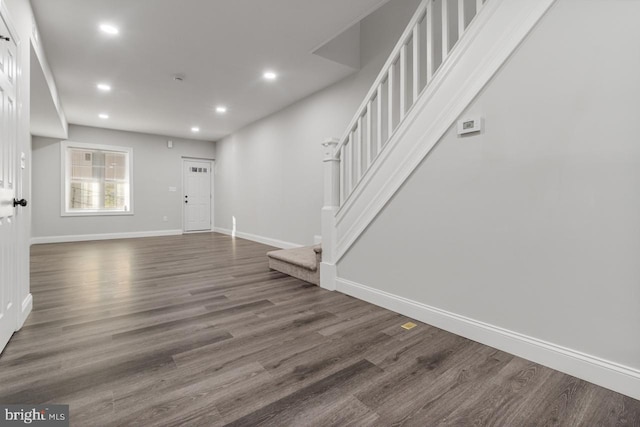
[30,0,388,141]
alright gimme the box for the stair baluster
[320,0,491,290]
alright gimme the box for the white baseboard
[213,227,302,249]
[336,277,640,401]
[182,229,213,235]
[31,229,183,245]
[17,293,32,330]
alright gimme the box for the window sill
[61,211,134,217]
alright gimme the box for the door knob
[13,198,27,207]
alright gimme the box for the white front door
[0,12,19,354]
[183,159,212,232]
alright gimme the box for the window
[61,141,133,216]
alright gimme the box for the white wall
[214,0,421,247]
[339,0,640,374]
[31,125,215,240]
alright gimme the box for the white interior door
[0,12,19,354]
[183,159,212,232]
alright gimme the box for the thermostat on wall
[457,117,482,135]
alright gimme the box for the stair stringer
[334,0,557,262]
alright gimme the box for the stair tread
[267,245,321,271]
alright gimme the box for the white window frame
[60,141,134,216]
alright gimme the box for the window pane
[104,182,126,209]
[105,152,126,181]
[70,150,94,180]
[70,182,100,209]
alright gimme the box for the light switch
[21,152,26,169]
[168,187,177,192]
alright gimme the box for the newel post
[320,137,340,291]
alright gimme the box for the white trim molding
[60,140,134,217]
[213,227,302,250]
[336,277,640,401]
[31,229,183,245]
[319,262,337,291]
[17,293,32,330]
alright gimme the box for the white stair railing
[333,0,487,207]
[320,0,488,290]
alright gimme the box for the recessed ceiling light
[263,71,277,81]
[97,83,112,92]
[99,23,119,35]
[191,126,200,133]
[99,113,109,119]
[216,106,227,114]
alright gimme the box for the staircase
[267,245,322,285]
[311,0,640,402]
[319,0,556,290]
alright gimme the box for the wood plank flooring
[0,233,638,426]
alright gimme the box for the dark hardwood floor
[0,233,638,426]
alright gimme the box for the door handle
[13,198,27,207]
[0,35,10,42]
